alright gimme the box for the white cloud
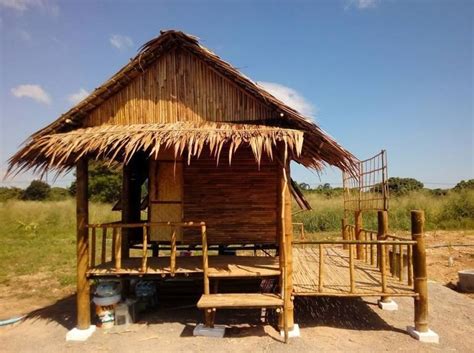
[67,88,89,105]
[0,0,59,15]
[345,0,378,10]
[257,81,317,117]
[11,84,51,104]
[110,34,134,50]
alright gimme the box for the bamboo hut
[7,30,436,343]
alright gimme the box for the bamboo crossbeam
[293,240,416,246]
[141,225,148,272]
[87,221,205,228]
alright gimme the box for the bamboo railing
[87,221,206,275]
[293,238,417,297]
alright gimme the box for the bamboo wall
[182,147,278,245]
[84,48,275,126]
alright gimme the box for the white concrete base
[377,299,398,311]
[280,323,300,338]
[66,325,96,341]
[193,324,226,338]
[407,326,439,343]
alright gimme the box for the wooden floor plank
[197,293,283,309]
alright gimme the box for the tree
[298,182,311,191]
[69,161,122,203]
[0,187,22,201]
[454,179,474,191]
[387,177,424,195]
[21,180,51,200]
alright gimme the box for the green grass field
[0,190,472,290]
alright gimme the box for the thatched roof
[9,122,305,176]
[7,30,357,176]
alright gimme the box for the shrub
[21,180,51,201]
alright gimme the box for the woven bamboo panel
[84,48,274,126]
[183,147,278,245]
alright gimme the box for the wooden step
[197,293,283,309]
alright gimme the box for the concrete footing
[407,326,439,343]
[193,324,226,338]
[377,299,398,311]
[280,323,300,338]
[65,325,96,341]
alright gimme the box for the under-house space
[7,30,437,343]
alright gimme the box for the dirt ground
[1,230,473,352]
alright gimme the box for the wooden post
[355,211,364,260]
[201,224,214,328]
[114,227,122,270]
[412,210,429,333]
[170,227,177,276]
[76,158,90,330]
[90,227,96,268]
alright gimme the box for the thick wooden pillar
[76,158,90,329]
[412,210,429,332]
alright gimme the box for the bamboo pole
[349,244,355,293]
[90,227,96,268]
[141,225,148,272]
[101,226,107,264]
[355,211,364,260]
[114,227,122,270]
[407,244,413,287]
[76,158,90,330]
[342,218,348,250]
[201,224,214,328]
[380,244,387,293]
[111,230,116,262]
[412,210,429,333]
[398,243,403,282]
[170,227,177,276]
[377,210,388,270]
[319,243,324,292]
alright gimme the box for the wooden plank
[197,293,283,309]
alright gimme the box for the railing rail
[87,221,206,275]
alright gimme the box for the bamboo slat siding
[183,148,278,245]
[85,48,274,127]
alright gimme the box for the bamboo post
[319,243,324,292]
[90,227,96,268]
[76,158,90,330]
[101,226,107,264]
[349,243,355,293]
[398,243,403,282]
[114,227,122,270]
[380,243,387,293]
[201,224,214,328]
[170,227,177,276]
[342,218,348,250]
[407,244,414,287]
[370,233,375,266]
[283,165,294,331]
[377,210,388,270]
[141,225,148,272]
[111,231,116,262]
[355,211,364,260]
[412,210,429,333]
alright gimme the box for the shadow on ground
[24,285,406,338]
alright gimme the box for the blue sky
[0,0,472,188]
